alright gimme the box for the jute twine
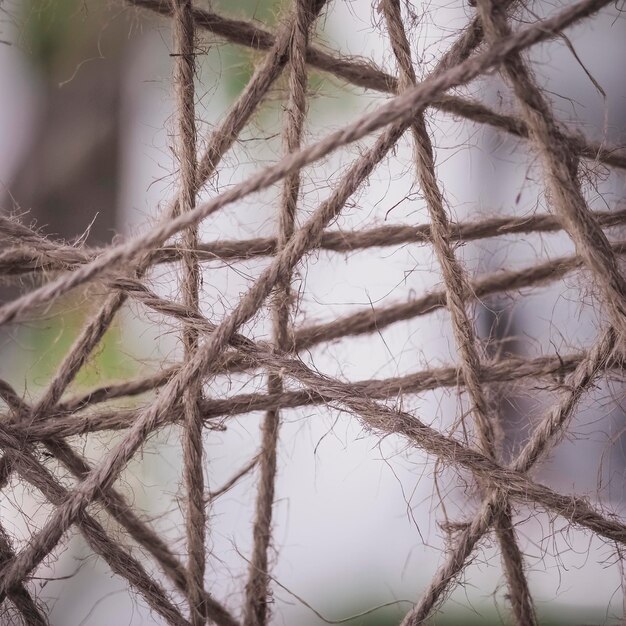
[1,0,626,623]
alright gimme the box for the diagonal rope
[130,0,626,172]
[0,0,611,328]
[0,18,339,600]
[0,2,332,618]
[6,337,625,446]
[0,437,191,625]
[2,275,626,602]
[6,282,625,446]
[0,392,238,626]
[5,288,626,574]
[380,1,536,622]
[0,525,47,626]
[0,51,419,592]
[3,321,626,573]
[402,326,616,624]
[1,0,625,621]
[476,0,626,343]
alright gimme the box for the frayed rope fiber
[1,0,626,624]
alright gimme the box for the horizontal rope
[3,239,622,429]
[2,298,625,549]
[7,346,621,442]
[2,206,625,276]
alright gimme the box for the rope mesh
[1,0,626,623]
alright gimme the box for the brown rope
[5,341,624,444]
[244,1,319,624]
[381,1,536,621]
[403,327,616,624]
[4,295,624,551]
[0,0,611,327]
[3,206,626,277]
[129,0,626,173]
[0,525,47,626]
[170,1,207,622]
[1,0,626,623]
[477,0,626,345]
[0,0,327,620]
[0,421,191,625]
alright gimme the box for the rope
[1,0,625,623]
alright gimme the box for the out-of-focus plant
[5,0,136,395]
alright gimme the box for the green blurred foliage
[5,2,622,623]
[304,602,616,625]
[23,294,137,394]
[213,0,280,100]
[21,0,89,75]
[13,0,138,395]
[213,0,337,103]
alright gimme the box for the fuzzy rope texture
[1,0,626,623]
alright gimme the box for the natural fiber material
[243,2,323,625]
[0,0,625,623]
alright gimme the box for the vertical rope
[0,0,610,326]
[243,1,316,623]
[170,1,206,623]
[0,399,191,625]
[0,68,413,607]
[380,1,536,623]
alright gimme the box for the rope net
[1,0,626,623]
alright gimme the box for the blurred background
[1,0,626,623]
